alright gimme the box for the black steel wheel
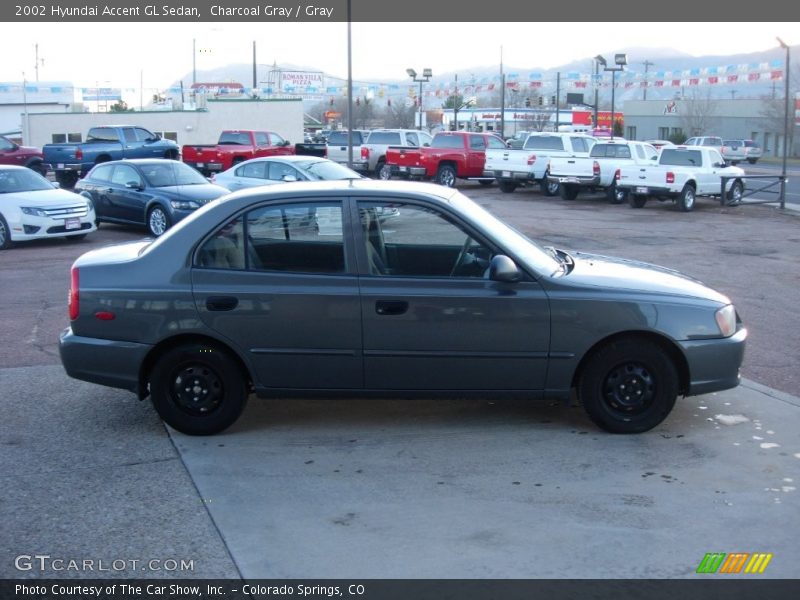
[578,338,679,433]
[149,343,248,435]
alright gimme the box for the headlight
[170,200,200,210]
[21,207,47,217]
[715,304,737,337]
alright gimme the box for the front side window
[254,132,269,146]
[267,161,298,182]
[359,201,493,278]
[487,136,507,149]
[469,136,486,150]
[134,128,156,142]
[110,165,142,187]
[89,164,114,182]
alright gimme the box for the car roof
[0,164,28,171]
[234,155,330,165]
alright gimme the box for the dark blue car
[75,159,229,236]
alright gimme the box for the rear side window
[367,132,402,145]
[660,149,703,166]
[87,128,119,143]
[431,135,464,149]
[523,136,565,151]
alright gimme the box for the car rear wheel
[541,176,559,196]
[378,162,392,180]
[147,206,171,237]
[578,337,679,433]
[0,214,12,250]
[560,184,579,200]
[436,165,457,188]
[149,343,248,436]
[678,184,695,212]
[747,158,758,165]
[607,184,627,204]
[498,180,518,193]
[630,194,647,208]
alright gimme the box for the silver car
[211,155,361,192]
[60,180,746,436]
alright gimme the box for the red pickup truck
[182,130,294,175]
[384,131,506,187]
[0,135,48,175]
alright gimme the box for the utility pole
[499,45,505,138]
[555,72,560,130]
[642,60,654,100]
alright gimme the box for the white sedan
[210,155,361,192]
[0,165,96,250]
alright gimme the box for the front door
[356,200,551,391]
[192,199,363,390]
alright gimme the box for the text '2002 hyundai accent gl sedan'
[59,180,746,435]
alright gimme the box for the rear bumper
[484,169,534,181]
[679,327,747,396]
[617,184,677,197]
[184,160,224,173]
[548,174,601,186]
[59,328,153,394]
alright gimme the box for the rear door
[192,198,363,390]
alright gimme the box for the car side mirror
[489,255,522,283]
[125,181,143,190]
[282,175,297,182]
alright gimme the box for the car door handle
[206,296,239,311]
[375,301,408,316]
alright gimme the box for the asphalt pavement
[1,177,799,582]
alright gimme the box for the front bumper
[680,327,747,396]
[59,328,153,394]
[9,213,96,242]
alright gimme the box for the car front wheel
[147,205,171,236]
[578,337,679,434]
[149,343,248,436]
[0,214,12,250]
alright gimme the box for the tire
[65,234,88,241]
[629,194,647,208]
[560,184,579,200]
[377,163,392,180]
[149,342,248,436]
[498,180,518,193]
[374,160,386,180]
[165,149,179,160]
[478,179,493,186]
[747,158,758,165]
[577,337,679,434]
[436,165,457,188]
[56,171,79,189]
[147,205,171,237]
[678,184,695,212]
[607,184,627,204]
[26,160,46,177]
[0,213,12,250]
[541,175,559,196]
[726,181,743,206]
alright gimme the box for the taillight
[75,148,83,161]
[593,161,600,176]
[666,171,675,184]
[614,168,621,181]
[361,147,370,160]
[526,154,537,166]
[68,267,79,321]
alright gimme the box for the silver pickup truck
[325,130,370,172]
[484,132,595,195]
[548,140,659,203]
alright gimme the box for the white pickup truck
[547,140,659,203]
[616,146,746,212]
[483,132,595,195]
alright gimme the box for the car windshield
[141,162,209,187]
[0,168,54,193]
[295,160,361,180]
[448,191,562,276]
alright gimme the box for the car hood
[155,184,229,203]
[3,188,87,207]
[563,251,730,304]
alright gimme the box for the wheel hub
[603,363,655,414]
[172,365,223,415]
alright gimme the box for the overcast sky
[0,22,797,88]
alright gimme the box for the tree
[442,94,465,110]
[759,62,799,157]
[384,101,417,129]
[679,88,719,137]
[109,100,133,112]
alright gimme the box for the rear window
[523,136,565,151]
[660,149,703,166]
[218,131,253,145]
[744,140,759,148]
[328,132,363,145]
[431,134,465,149]
[703,137,722,146]
[367,132,402,145]
[590,144,631,159]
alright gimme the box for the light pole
[593,55,603,130]
[407,68,432,130]
[777,37,790,209]
[597,53,627,137]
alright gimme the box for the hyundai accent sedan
[59,180,746,436]
[211,155,361,192]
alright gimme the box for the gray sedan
[211,155,361,192]
[59,180,746,436]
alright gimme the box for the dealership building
[622,97,799,157]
